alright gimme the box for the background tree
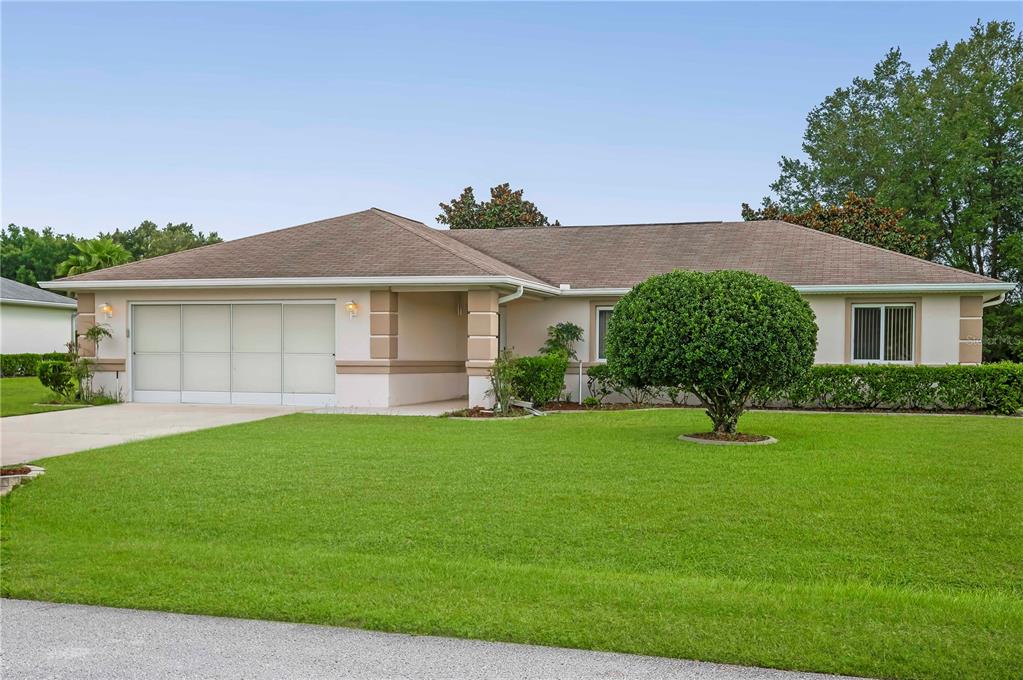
[438,183,558,229]
[0,225,78,286]
[56,238,132,277]
[102,220,221,260]
[742,192,927,257]
[758,20,1022,360]
[606,271,817,436]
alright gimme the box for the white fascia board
[793,283,1016,294]
[40,275,562,295]
[39,277,1014,297]
[0,298,77,310]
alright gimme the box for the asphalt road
[1,599,861,680]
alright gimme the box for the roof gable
[56,209,543,284]
[48,209,1004,290]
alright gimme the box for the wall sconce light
[345,300,358,319]
[99,302,114,318]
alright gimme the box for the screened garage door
[131,302,336,406]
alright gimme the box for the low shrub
[586,364,615,405]
[512,353,569,406]
[0,352,67,377]
[37,360,77,400]
[487,350,521,415]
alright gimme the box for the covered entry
[131,301,336,406]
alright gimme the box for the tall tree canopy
[763,20,1022,283]
[0,225,79,286]
[2,219,221,287]
[438,183,558,229]
[742,192,928,258]
[101,220,222,260]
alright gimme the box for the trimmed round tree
[606,270,817,436]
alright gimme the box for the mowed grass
[2,410,1020,679]
[0,377,79,417]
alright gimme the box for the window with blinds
[852,304,915,363]
[595,306,613,360]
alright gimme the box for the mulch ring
[679,432,777,446]
[445,406,531,419]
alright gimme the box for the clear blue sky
[2,2,1019,239]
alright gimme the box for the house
[1,276,77,354]
[41,208,1013,407]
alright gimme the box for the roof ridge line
[768,220,1000,284]
[368,208,518,278]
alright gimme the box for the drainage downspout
[497,285,524,305]
[983,293,1006,308]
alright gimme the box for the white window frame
[851,303,916,364]
[594,305,614,361]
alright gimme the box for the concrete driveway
[0,403,302,465]
[1,599,862,680]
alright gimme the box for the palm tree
[56,238,132,277]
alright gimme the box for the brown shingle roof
[55,209,1002,289]
[444,220,1000,288]
[59,209,544,284]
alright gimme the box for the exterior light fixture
[99,302,114,318]
[345,300,358,319]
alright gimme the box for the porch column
[959,296,983,365]
[466,289,499,407]
[370,290,398,359]
[76,292,96,357]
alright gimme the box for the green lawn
[0,377,81,417]
[2,410,1020,679]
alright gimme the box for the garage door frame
[128,299,336,407]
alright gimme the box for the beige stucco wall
[504,297,591,358]
[0,303,75,354]
[83,287,469,406]
[504,292,968,369]
[397,292,467,361]
[75,286,973,406]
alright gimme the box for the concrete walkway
[1,600,861,680]
[0,403,302,465]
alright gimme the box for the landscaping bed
[1,410,1020,680]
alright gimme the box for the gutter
[0,298,77,310]
[40,275,563,296]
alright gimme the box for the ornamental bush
[606,270,818,434]
[37,360,77,400]
[512,352,569,406]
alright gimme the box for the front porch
[335,288,505,408]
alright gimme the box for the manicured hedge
[0,352,69,377]
[756,364,1023,415]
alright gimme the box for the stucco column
[466,289,499,407]
[370,290,398,359]
[959,296,983,364]
[75,293,96,357]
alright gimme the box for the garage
[130,302,336,406]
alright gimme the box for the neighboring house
[1,276,76,354]
[42,208,1013,408]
